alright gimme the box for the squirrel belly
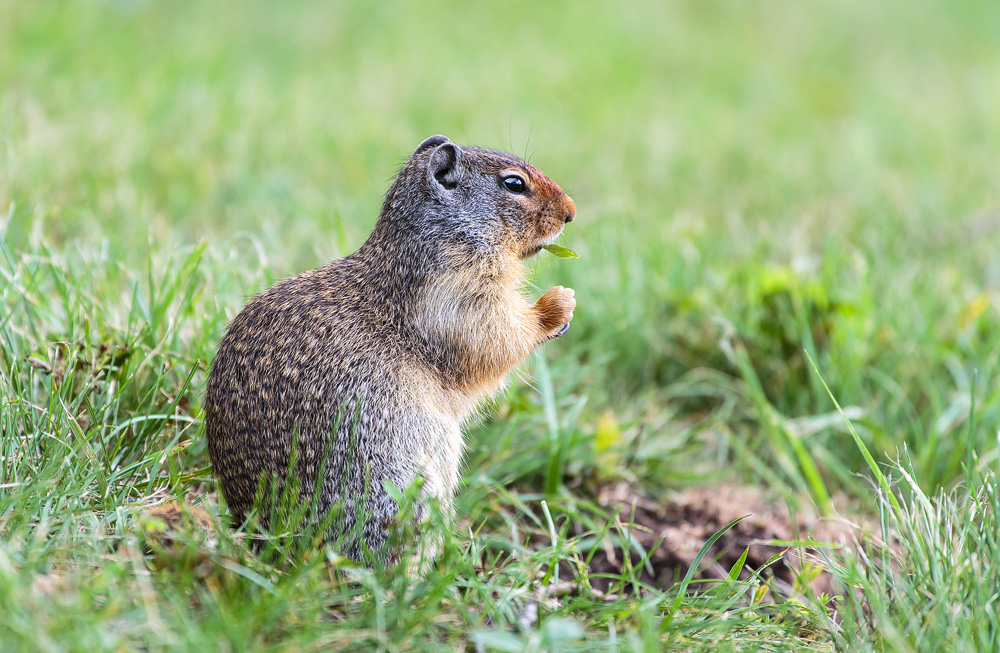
[204,135,576,564]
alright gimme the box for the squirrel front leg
[531,286,576,345]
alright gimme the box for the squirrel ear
[413,135,450,156]
[428,142,462,191]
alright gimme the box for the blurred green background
[3,0,1000,503]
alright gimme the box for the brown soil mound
[586,482,871,598]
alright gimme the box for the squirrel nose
[563,197,576,223]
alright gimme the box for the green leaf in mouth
[540,244,580,259]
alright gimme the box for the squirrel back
[204,135,576,562]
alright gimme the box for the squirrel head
[374,135,576,264]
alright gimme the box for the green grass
[2,0,1000,649]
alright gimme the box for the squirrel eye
[502,175,526,194]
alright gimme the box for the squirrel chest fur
[204,135,576,562]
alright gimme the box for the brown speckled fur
[204,135,576,563]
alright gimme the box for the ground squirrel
[204,135,577,563]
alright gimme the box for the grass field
[2,0,1000,650]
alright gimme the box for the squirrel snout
[563,197,576,223]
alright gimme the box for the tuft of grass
[825,457,1000,652]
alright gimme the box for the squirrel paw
[535,286,576,340]
[549,322,570,340]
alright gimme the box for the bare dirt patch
[586,482,870,598]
